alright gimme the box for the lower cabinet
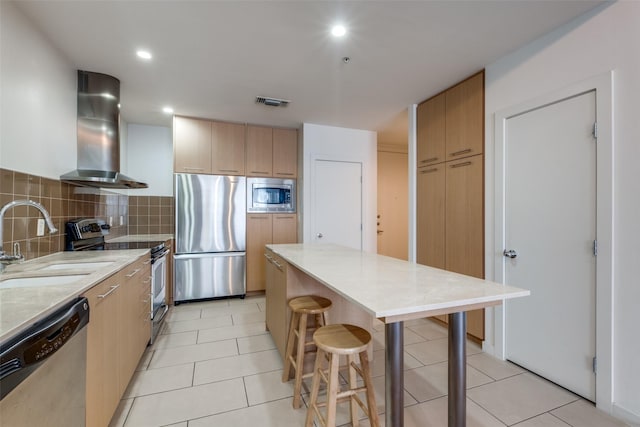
[246,214,297,292]
[265,248,288,358]
[84,255,151,427]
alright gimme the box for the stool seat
[282,295,332,409]
[289,295,332,314]
[305,324,379,427]
[313,323,370,355]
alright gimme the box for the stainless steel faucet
[0,199,58,271]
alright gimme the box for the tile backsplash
[0,168,174,261]
[128,195,174,235]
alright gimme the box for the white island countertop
[267,243,529,322]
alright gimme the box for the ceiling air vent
[256,96,290,107]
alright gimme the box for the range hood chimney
[60,70,148,189]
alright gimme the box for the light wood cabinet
[246,125,273,176]
[416,164,445,270]
[211,120,245,175]
[246,213,297,292]
[265,248,288,358]
[445,71,484,160]
[445,156,484,278]
[118,257,151,393]
[174,117,297,178]
[417,92,446,167]
[272,128,298,178]
[84,255,151,427]
[246,214,273,292]
[416,71,485,340]
[272,214,297,244]
[84,273,122,427]
[246,126,298,178]
[173,117,212,174]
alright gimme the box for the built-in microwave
[247,177,296,213]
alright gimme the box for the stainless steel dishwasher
[0,297,90,426]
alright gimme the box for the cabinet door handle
[183,167,204,171]
[251,216,269,220]
[143,276,151,284]
[420,157,439,163]
[250,171,269,174]
[97,284,120,299]
[450,148,472,157]
[449,161,472,169]
[275,172,295,176]
[419,168,439,174]
[126,268,141,278]
[264,253,273,262]
[219,169,239,173]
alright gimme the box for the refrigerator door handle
[174,252,246,259]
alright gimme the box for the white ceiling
[14,1,603,142]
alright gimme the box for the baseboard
[613,403,640,426]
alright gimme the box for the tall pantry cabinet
[416,70,485,341]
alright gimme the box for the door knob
[316,233,323,238]
[503,249,518,259]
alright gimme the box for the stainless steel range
[65,218,169,344]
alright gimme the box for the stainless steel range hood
[60,70,148,189]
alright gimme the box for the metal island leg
[385,321,404,427]
[448,311,467,427]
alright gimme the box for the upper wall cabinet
[272,128,298,178]
[445,71,484,160]
[175,116,296,177]
[211,120,246,176]
[173,117,213,174]
[246,126,298,178]
[246,125,273,176]
[416,71,484,167]
[417,92,446,167]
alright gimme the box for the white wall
[484,2,640,422]
[301,123,377,253]
[127,124,173,196]
[0,1,76,177]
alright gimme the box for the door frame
[492,71,613,411]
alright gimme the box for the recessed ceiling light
[331,25,347,37]
[136,50,152,60]
[162,106,174,114]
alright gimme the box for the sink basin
[40,261,115,271]
[0,274,89,289]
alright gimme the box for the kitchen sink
[0,274,89,289]
[39,261,115,271]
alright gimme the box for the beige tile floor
[109,295,629,427]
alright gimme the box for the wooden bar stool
[305,324,379,427]
[282,295,332,409]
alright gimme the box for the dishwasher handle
[0,297,90,400]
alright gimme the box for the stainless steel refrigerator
[174,174,246,302]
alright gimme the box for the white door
[377,151,408,260]
[504,90,596,401]
[312,159,362,250]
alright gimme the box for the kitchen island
[265,243,529,427]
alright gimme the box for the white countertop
[0,250,149,342]
[266,243,529,322]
